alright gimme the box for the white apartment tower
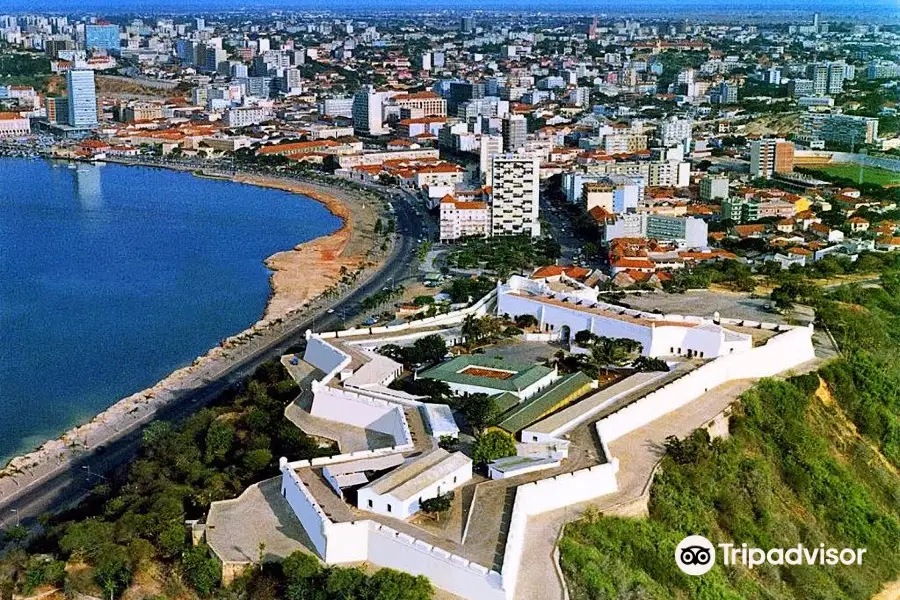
[479,134,503,184]
[490,154,541,238]
[66,69,98,128]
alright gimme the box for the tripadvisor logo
[675,535,867,576]
[675,535,716,575]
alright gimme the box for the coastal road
[0,177,425,527]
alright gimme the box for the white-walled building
[490,153,541,237]
[352,85,387,135]
[357,449,472,519]
[0,112,30,137]
[496,276,752,359]
[440,196,491,242]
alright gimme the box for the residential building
[657,116,693,152]
[439,196,491,242]
[750,139,794,178]
[601,213,708,248]
[800,113,879,145]
[479,134,503,182]
[699,175,729,201]
[224,105,273,127]
[490,153,541,237]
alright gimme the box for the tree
[419,493,453,521]
[455,393,498,434]
[574,329,598,346]
[407,378,453,403]
[471,430,517,465]
[93,545,132,599]
[368,569,433,600]
[412,334,448,365]
[633,356,670,372]
[514,314,539,329]
[438,435,459,451]
[203,420,235,464]
[589,337,643,376]
[181,546,221,596]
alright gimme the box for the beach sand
[231,175,381,321]
[0,170,387,498]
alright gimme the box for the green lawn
[808,163,900,187]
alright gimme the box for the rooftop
[362,449,471,502]
[418,355,554,394]
[494,371,594,435]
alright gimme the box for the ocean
[0,158,341,463]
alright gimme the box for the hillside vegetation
[561,272,900,600]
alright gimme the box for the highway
[0,175,425,527]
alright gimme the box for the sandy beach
[232,174,381,321]
[0,169,387,503]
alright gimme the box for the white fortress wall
[501,463,620,597]
[596,325,816,444]
[279,459,329,557]
[309,384,412,446]
[367,523,506,600]
[303,335,352,383]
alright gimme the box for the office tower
[66,69,98,128]
[449,82,484,114]
[352,85,387,135]
[502,114,527,152]
[45,96,69,124]
[460,17,474,33]
[419,52,432,71]
[490,154,541,238]
[750,139,794,178]
[195,17,205,30]
[85,23,119,51]
[322,97,354,118]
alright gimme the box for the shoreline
[0,163,383,486]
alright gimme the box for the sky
[0,0,897,16]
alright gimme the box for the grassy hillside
[560,274,900,600]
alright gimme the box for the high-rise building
[657,117,693,152]
[502,114,527,152]
[66,69,98,128]
[448,82,484,114]
[352,85,387,135]
[807,63,829,96]
[750,139,794,178]
[85,24,119,51]
[479,134,503,183]
[827,63,845,95]
[460,17,474,33]
[490,154,541,238]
